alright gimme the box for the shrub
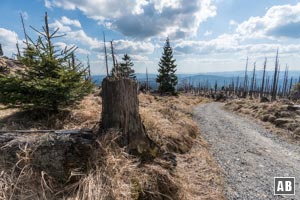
[0,13,93,111]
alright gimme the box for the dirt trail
[194,102,300,200]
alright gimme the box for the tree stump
[101,77,157,156]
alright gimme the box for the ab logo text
[274,177,295,195]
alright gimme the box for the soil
[194,102,300,200]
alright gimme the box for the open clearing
[194,102,300,200]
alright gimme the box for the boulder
[274,118,295,127]
[260,114,270,122]
[293,127,300,139]
[0,130,95,182]
[268,115,276,123]
[287,105,300,111]
[291,91,300,101]
[278,111,294,118]
[278,99,293,105]
[260,96,269,103]
[286,123,299,131]
[215,93,226,102]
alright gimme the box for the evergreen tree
[121,54,136,79]
[0,13,93,111]
[111,53,136,79]
[156,37,178,94]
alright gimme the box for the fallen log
[0,129,93,134]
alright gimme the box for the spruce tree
[121,54,136,79]
[156,37,178,95]
[111,53,136,79]
[0,13,93,111]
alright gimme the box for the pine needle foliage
[111,53,136,79]
[0,13,93,111]
[156,37,178,95]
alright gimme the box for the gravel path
[194,102,300,200]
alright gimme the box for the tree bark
[100,77,156,156]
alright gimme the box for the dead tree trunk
[101,77,156,156]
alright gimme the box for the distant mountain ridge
[92,70,300,89]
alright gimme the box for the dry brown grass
[177,139,225,200]
[0,92,101,131]
[139,93,209,153]
[225,99,300,141]
[0,92,223,200]
[64,132,183,200]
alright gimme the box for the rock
[274,118,295,127]
[215,93,226,102]
[260,114,270,122]
[260,97,269,103]
[0,130,95,182]
[286,123,299,131]
[279,105,288,111]
[290,91,300,101]
[268,115,276,123]
[231,104,242,111]
[293,127,300,139]
[287,105,300,111]
[278,99,293,105]
[278,111,294,118]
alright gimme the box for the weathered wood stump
[101,77,157,156]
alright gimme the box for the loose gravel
[194,102,300,200]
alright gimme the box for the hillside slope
[0,92,224,199]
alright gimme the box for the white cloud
[45,0,217,39]
[48,16,101,51]
[229,20,237,26]
[49,20,72,32]
[236,3,300,39]
[175,34,241,55]
[174,33,300,59]
[55,41,90,55]
[113,40,155,55]
[0,28,19,56]
[61,16,81,28]
[45,0,53,8]
[49,16,81,32]
[67,30,101,49]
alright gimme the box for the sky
[1,0,300,75]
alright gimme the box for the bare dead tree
[0,43,3,56]
[260,57,267,99]
[282,64,289,98]
[20,12,28,46]
[214,80,218,94]
[243,56,249,97]
[265,75,270,96]
[275,64,281,97]
[103,32,109,76]
[288,77,294,97]
[235,76,240,96]
[271,49,279,101]
[87,55,91,81]
[249,62,256,98]
[146,67,149,91]
[16,42,21,57]
[110,41,116,71]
